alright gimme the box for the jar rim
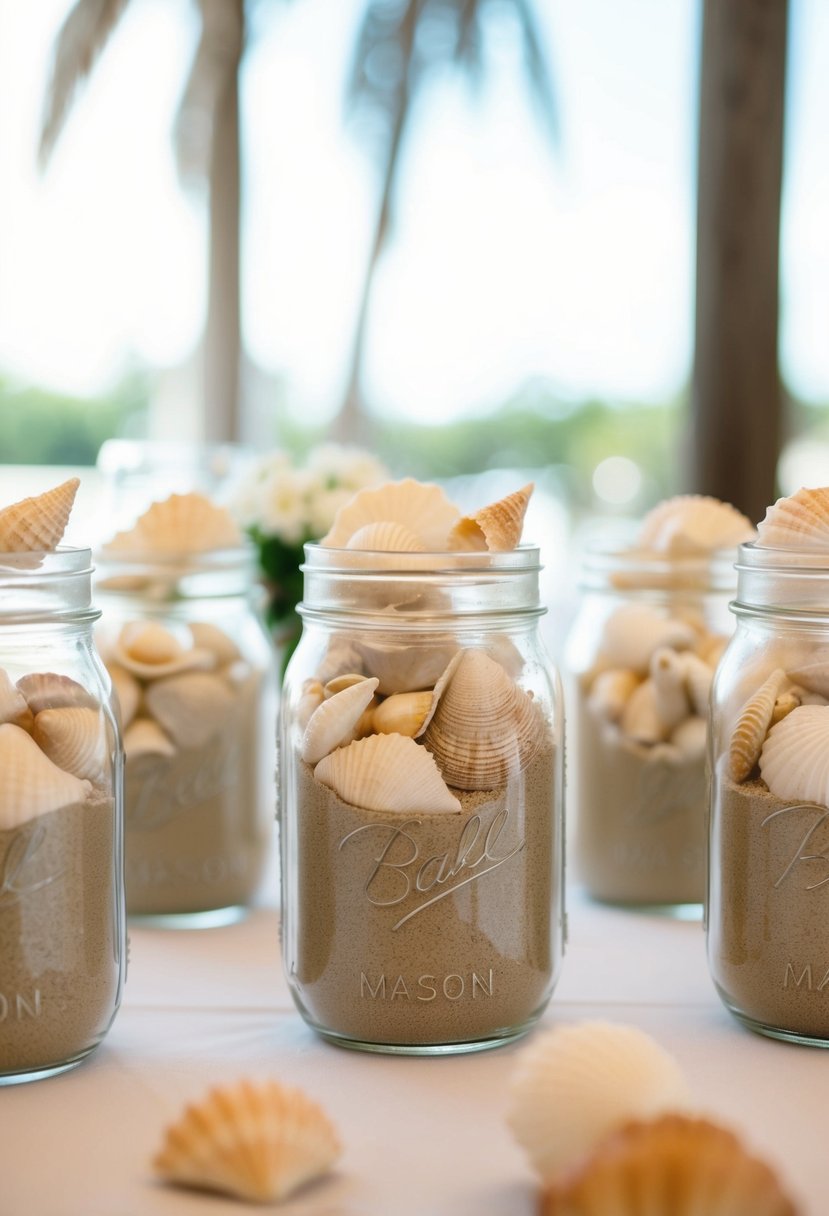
[302,541,542,575]
[577,537,738,593]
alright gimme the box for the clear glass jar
[0,549,125,1084]
[95,546,275,927]
[565,544,735,908]
[280,545,565,1054]
[709,543,829,1045]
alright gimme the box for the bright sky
[0,0,826,428]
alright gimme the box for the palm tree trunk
[691,0,788,522]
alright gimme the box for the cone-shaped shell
[422,649,544,790]
[760,704,829,806]
[301,677,379,764]
[16,672,98,715]
[321,478,460,549]
[153,1078,341,1204]
[540,1115,798,1216]
[728,668,786,783]
[124,718,176,761]
[756,486,829,550]
[507,1021,690,1186]
[0,478,79,553]
[145,672,236,751]
[0,723,92,829]
[112,621,214,681]
[637,494,755,555]
[598,605,696,675]
[0,668,34,731]
[106,662,140,728]
[103,492,242,555]
[32,707,108,781]
[314,733,461,814]
[447,483,533,552]
[345,521,426,551]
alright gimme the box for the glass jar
[280,545,565,1054]
[565,544,735,908]
[95,546,275,926]
[0,549,125,1084]
[708,543,829,1045]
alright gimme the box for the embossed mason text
[360,971,494,1001]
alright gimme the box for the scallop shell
[16,672,98,715]
[759,704,829,806]
[728,668,786,783]
[112,621,214,681]
[756,486,829,550]
[345,521,426,552]
[372,691,435,738]
[103,492,242,555]
[106,662,141,728]
[0,668,34,731]
[314,733,461,814]
[188,622,241,664]
[540,1115,798,1216]
[144,672,236,751]
[679,651,714,717]
[447,483,533,552]
[422,649,544,790]
[0,478,79,553]
[0,723,92,829]
[598,605,696,675]
[320,478,461,549]
[32,707,108,781]
[785,658,829,700]
[124,718,176,761]
[587,669,639,724]
[650,648,691,733]
[507,1020,690,1186]
[637,494,755,555]
[153,1078,341,1204]
[301,677,380,764]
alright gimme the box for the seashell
[103,492,242,555]
[786,658,829,700]
[32,707,108,781]
[447,483,533,552]
[301,677,380,764]
[587,669,639,724]
[113,621,214,681]
[797,689,828,707]
[0,478,79,553]
[372,690,435,738]
[355,639,459,696]
[324,673,369,695]
[670,715,707,760]
[124,718,176,761]
[153,1078,341,1204]
[315,733,461,813]
[188,621,241,664]
[296,679,325,730]
[314,638,365,686]
[771,689,801,725]
[598,605,696,675]
[540,1114,798,1216]
[679,651,713,717]
[728,668,786,783]
[637,494,755,555]
[422,649,544,790]
[16,672,98,715]
[506,1020,690,1186]
[321,478,461,549]
[650,648,690,733]
[756,486,829,550]
[106,662,141,728]
[0,667,34,731]
[145,672,236,751]
[619,679,666,746]
[760,704,829,806]
[0,723,92,829]
[345,521,426,552]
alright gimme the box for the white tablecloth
[0,885,823,1215]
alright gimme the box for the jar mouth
[94,544,256,599]
[736,540,829,573]
[302,542,542,575]
[578,538,738,594]
[733,541,829,617]
[0,547,98,621]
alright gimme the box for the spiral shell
[759,704,829,807]
[756,486,829,550]
[314,733,461,814]
[447,483,533,552]
[0,478,79,553]
[728,668,786,783]
[0,723,92,829]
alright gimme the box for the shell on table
[0,667,34,731]
[345,521,426,552]
[300,676,379,764]
[636,494,755,556]
[597,605,696,676]
[756,486,829,550]
[355,639,459,696]
[106,662,141,728]
[314,733,461,814]
[447,483,533,552]
[32,706,108,782]
[144,671,236,751]
[124,717,176,761]
[507,1020,689,1187]
[112,621,214,681]
[0,723,92,830]
[320,478,461,550]
[759,704,829,807]
[728,668,786,783]
[587,669,639,725]
[16,672,99,715]
[188,622,241,665]
[153,1078,341,1205]
[0,477,79,553]
[102,492,242,556]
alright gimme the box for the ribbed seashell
[670,715,707,760]
[587,669,639,724]
[785,658,829,700]
[145,672,236,751]
[345,521,426,552]
[0,478,79,553]
[756,486,829,550]
[0,668,34,731]
[507,1020,690,1186]
[103,492,242,555]
[16,672,98,715]
[422,649,544,790]
[728,668,786,783]
[107,662,140,728]
[619,680,666,746]
[113,621,214,681]
[153,1078,341,1204]
[188,622,241,664]
[296,679,325,730]
[301,677,380,764]
[356,640,459,696]
[771,689,800,725]
[314,733,461,813]
[372,691,435,738]
[321,478,461,549]
[637,494,755,555]
[0,723,92,829]
[540,1114,798,1216]
[598,605,696,675]
[759,704,829,806]
[650,648,690,734]
[447,483,533,552]
[679,651,713,717]
[32,707,108,782]
[124,718,176,761]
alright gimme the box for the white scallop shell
[345,521,426,552]
[188,621,241,664]
[637,494,755,555]
[0,723,92,829]
[0,667,34,731]
[320,479,461,549]
[301,677,379,764]
[314,733,461,814]
[506,1020,690,1185]
[32,707,108,782]
[112,621,214,681]
[759,704,829,806]
[598,605,696,675]
[16,672,98,715]
[106,662,141,728]
[756,487,829,549]
[103,492,242,555]
[144,672,236,750]
[153,1078,341,1204]
[0,478,79,553]
[728,668,786,783]
[124,718,176,761]
[447,483,533,552]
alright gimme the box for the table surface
[0,875,823,1216]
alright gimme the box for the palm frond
[39,0,132,169]
[509,0,558,146]
[174,0,244,190]
[346,0,424,132]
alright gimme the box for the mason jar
[280,544,565,1054]
[0,549,125,1084]
[565,543,734,908]
[95,546,275,926]
[709,543,829,1045]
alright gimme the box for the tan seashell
[321,478,461,549]
[32,707,108,782]
[315,732,461,813]
[728,668,786,783]
[679,651,714,717]
[636,494,755,556]
[296,679,325,730]
[670,715,707,759]
[786,658,829,700]
[447,483,533,552]
[619,679,666,746]
[345,521,426,552]
[145,672,236,751]
[0,668,34,731]
[106,662,141,728]
[103,492,242,555]
[356,639,459,696]
[153,1078,341,1204]
[0,723,92,829]
[324,673,369,695]
[540,1114,798,1216]
[771,689,801,725]
[301,677,380,764]
[756,486,829,550]
[422,649,544,790]
[587,669,639,724]
[113,621,214,681]
[188,621,241,664]
[598,605,696,675]
[372,691,435,738]
[16,672,98,715]
[650,648,690,733]
[0,478,79,553]
[124,717,176,761]
[507,1020,689,1186]
[760,704,829,806]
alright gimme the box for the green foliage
[0,376,147,466]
